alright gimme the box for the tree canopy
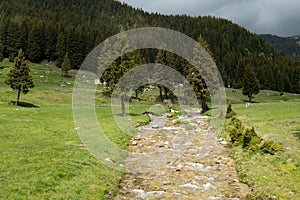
[0,0,299,93]
[5,49,34,105]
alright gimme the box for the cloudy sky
[120,0,300,37]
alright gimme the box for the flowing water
[115,113,249,200]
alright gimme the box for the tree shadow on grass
[293,132,300,140]
[11,101,40,108]
[0,66,9,70]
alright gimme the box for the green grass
[226,88,300,104]
[0,60,152,199]
[224,100,300,199]
[1,59,300,199]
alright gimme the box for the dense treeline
[262,34,300,61]
[0,0,299,93]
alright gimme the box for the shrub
[226,101,236,118]
[243,127,262,149]
[248,135,262,151]
[228,117,244,144]
[229,117,243,129]
[260,140,282,155]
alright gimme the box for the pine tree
[0,38,4,61]
[55,32,66,68]
[61,52,71,76]
[5,49,34,105]
[188,35,212,113]
[27,25,44,62]
[102,28,144,116]
[242,64,260,102]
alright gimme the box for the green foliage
[225,101,236,118]
[225,101,300,199]
[227,117,244,144]
[262,34,300,61]
[0,38,4,61]
[61,52,71,76]
[5,49,34,105]
[55,32,66,68]
[243,127,262,151]
[260,140,282,155]
[227,117,280,154]
[0,0,298,93]
[242,64,260,102]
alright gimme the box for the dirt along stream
[115,112,250,200]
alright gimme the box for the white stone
[219,141,228,145]
[132,189,146,199]
[186,162,204,170]
[180,183,200,189]
[203,182,213,190]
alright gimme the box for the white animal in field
[245,102,251,107]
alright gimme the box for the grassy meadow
[0,59,300,199]
[0,60,152,199]
[225,89,300,199]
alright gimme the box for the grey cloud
[122,0,300,36]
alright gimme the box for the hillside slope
[262,34,300,61]
[0,0,299,93]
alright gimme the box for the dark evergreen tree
[61,52,71,76]
[242,64,260,102]
[5,49,34,105]
[27,25,44,62]
[0,38,4,61]
[55,32,66,68]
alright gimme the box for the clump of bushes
[243,127,262,151]
[226,117,282,155]
[260,140,282,155]
[228,118,244,144]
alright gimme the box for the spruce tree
[242,64,260,102]
[55,32,66,68]
[61,52,71,76]
[5,49,34,105]
[0,38,4,61]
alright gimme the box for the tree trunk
[16,86,21,105]
[164,87,168,100]
[159,87,163,102]
[121,95,126,116]
[248,94,252,103]
[201,100,208,113]
[177,83,180,102]
[135,90,138,99]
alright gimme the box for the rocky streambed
[115,113,249,200]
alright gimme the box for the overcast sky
[120,0,300,37]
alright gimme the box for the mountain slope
[261,34,300,61]
[0,0,299,93]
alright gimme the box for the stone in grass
[105,158,112,162]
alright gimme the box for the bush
[226,101,236,118]
[229,117,243,129]
[248,135,262,151]
[260,140,282,155]
[243,127,261,148]
[228,117,244,144]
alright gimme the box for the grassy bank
[223,92,300,199]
